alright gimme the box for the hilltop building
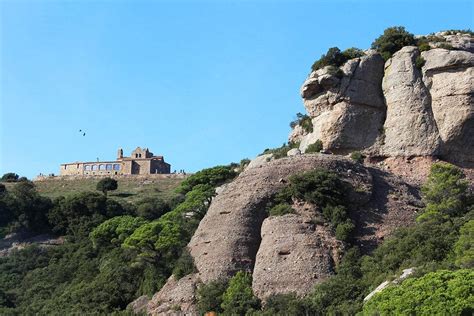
[60,147,171,176]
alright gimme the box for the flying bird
[83,133,86,136]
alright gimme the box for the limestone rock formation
[297,51,386,153]
[381,46,441,156]
[421,49,474,166]
[291,32,473,167]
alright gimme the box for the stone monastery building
[60,147,171,176]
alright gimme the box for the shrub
[312,47,364,72]
[322,204,348,226]
[96,177,118,196]
[221,271,260,315]
[438,43,455,50]
[350,151,364,163]
[290,112,313,134]
[262,293,309,315]
[341,47,365,60]
[1,173,19,182]
[261,142,299,159]
[196,280,228,315]
[362,270,474,315]
[371,26,416,60]
[268,203,294,216]
[288,169,347,207]
[335,221,355,242]
[415,56,425,70]
[172,249,197,279]
[305,140,323,153]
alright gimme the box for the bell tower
[117,148,123,160]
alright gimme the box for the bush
[371,26,416,60]
[362,270,474,315]
[172,249,197,279]
[261,142,299,159]
[96,177,118,196]
[196,280,228,315]
[305,140,323,153]
[268,203,294,216]
[335,221,355,242]
[288,169,347,207]
[1,173,19,182]
[438,43,455,50]
[290,113,313,134]
[415,56,425,70]
[261,293,309,315]
[221,271,260,315]
[350,151,364,163]
[312,47,364,71]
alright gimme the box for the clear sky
[1,0,473,178]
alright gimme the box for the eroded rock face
[381,46,441,156]
[252,213,340,300]
[297,51,386,154]
[421,49,474,166]
[147,154,424,314]
[292,36,473,167]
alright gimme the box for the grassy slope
[5,177,184,205]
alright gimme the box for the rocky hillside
[134,30,473,315]
[290,31,473,167]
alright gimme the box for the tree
[1,173,19,182]
[96,178,118,196]
[176,166,236,194]
[90,215,148,250]
[371,26,416,60]
[221,271,260,315]
[418,162,468,222]
[136,197,170,220]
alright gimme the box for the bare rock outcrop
[421,49,474,166]
[252,213,340,300]
[381,46,441,156]
[298,52,386,154]
[291,33,473,168]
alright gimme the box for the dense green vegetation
[371,26,416,60]
[96,177,118,196]
[0,165,237,314]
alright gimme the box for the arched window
[92,165,98,171]
[84,165,91,171]
[106,164,112,170]
[113,164,121,170]
[99,164,106,171]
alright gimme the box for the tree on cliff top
[371,26,416,60]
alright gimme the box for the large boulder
[298,51,386,154]
[421,48,474,167]
[381,46,441,156]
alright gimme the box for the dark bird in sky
[83,133,86,136]
[79,129,82,132]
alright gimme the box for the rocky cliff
[138,31,473,315]
[293,32,473,167]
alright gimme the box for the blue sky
[1,0,473,178]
